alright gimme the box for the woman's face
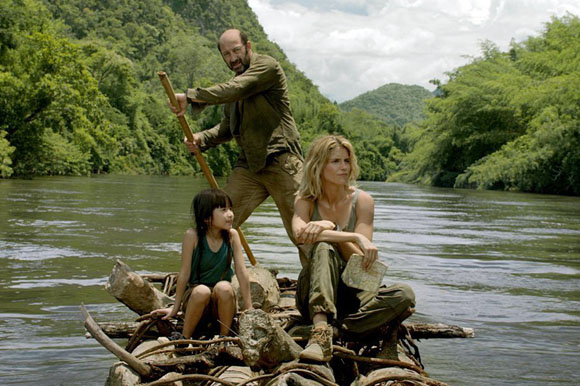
[321,146,351,186]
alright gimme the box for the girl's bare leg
[182,285,211,338]
[212,281,235,336]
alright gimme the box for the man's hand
[169,93,189,117]
[184,134,202,153]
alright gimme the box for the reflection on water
[1,175,579,385]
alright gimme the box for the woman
[292,135,415,362]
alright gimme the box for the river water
[0,175,579,385]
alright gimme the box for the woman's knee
[310,242,338,265]
[399,283,416,308]
[374,283,416,310]
[312,241,333,254]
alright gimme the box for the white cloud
[248,0,579,102]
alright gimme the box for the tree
[393,14,580,195]
[0,0,413,182]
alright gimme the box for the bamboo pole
[157,71,257,266]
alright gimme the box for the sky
[247,0,580,102]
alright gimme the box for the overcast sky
[248,0,579,102]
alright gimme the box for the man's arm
[182,103,233,153]
[196,105,233,150]
[186,56,279,105]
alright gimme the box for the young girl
[153,188,252,339]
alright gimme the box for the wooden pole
[81,304,152,377]
[93,321,475,340]
[158,71,257,266]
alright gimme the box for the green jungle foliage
[2,1,577,195]
[0,0,399,180]
[391,14,580,195]
[339,83,433,127]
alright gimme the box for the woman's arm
[292,196,335,244]
[344,190,377,270]
[314,228,377,269]
[328,190,376,265]
[293,191,378,270]
[231,229,252,310]
[152,228,196,319]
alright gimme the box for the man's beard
[230,52,250,75]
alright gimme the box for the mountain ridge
[340,83,433,127]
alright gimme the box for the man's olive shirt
[186,53,302,172]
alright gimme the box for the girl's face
[322,146,351,186]
[209,205,234,231]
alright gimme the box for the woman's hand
[355,234,378,271]
[151,307,177,320]
[297,220,334,244]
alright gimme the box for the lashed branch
[406,323,475,339]
[144,374,235,386]
[92,320,473,340]
[81,303,151,377]
[333,345,427,376]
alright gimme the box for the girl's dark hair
[191,189,233,283]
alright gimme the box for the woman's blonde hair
[298,135,359,200]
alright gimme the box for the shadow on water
[0,176,579,385]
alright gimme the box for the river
[0,175,579,385]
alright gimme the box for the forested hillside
[392,15,580,195]
[2,1,578,194]
[0,0,401,181]
[339,83,433,127]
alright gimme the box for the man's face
[220,39,251,75]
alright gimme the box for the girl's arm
[152,228,197,319]
[231,229,252,310]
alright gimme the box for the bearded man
[170,29,304,257]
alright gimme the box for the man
[170,29,304,257]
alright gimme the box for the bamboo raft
[82,260,474,385]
